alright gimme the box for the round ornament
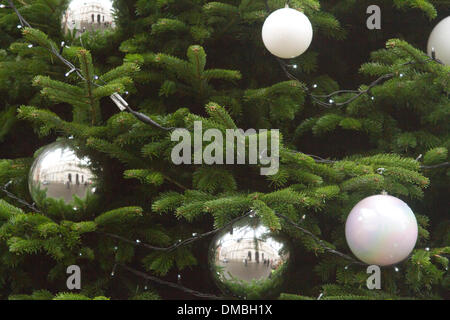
[28,140,98,208]
[427,16,450,65]
[209,216,290,299]
[345,195,418,266]
[262,7,313,59]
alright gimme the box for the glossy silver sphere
[209,216,290,299]
[29,140,97,207]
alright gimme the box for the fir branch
[420,162,450,169]
[6,0,174,132]
[263,3,445,109]
[98,211,253,252]
[118,264,225,300]
[0,181,41,213]
[275,213,365,265]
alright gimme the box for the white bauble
[427,16,450,65]
[345,195,418,266]
[262,7,313,59]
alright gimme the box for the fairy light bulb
[427,17,450,65]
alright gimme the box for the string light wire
[263,0,446,108]
[1,0,448,299]
[2,1,448,168]
[4,0,173,131]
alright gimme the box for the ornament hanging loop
[376,168,388,195]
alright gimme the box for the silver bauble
[209,216,290,299]
[28,140,97,208]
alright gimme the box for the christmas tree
[0,0,448,300]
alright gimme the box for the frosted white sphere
[345,195,418,266]
[262,7,313,59]
[427,16,450,65]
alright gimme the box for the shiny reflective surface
[209,216,289,298]
[345,195,418,266]
[29,140,97,207]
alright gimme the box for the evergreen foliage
[0,0,448,299]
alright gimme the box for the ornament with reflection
[209,216,290,298]
[29,140,97,208]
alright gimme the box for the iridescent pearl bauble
[345,195,418,266]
